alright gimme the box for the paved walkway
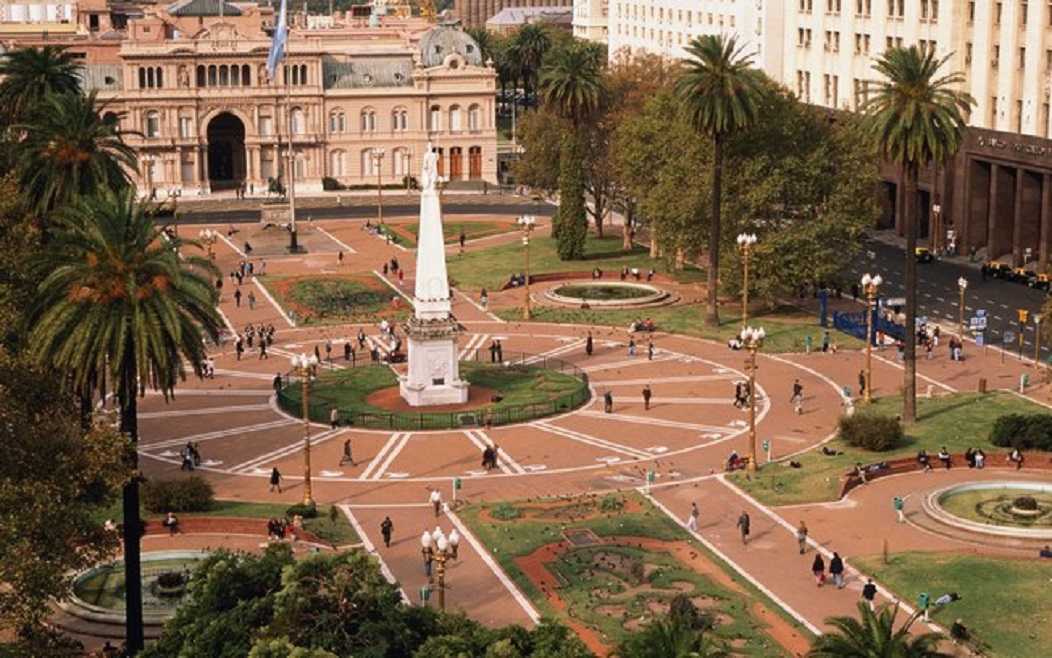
[110,210,1052,655]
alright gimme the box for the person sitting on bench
[162,512,180,536]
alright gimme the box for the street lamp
[289,353,319,507]
[420,527,460,610]
[740,326,766,472]
[932,203,942,254]
[957,277,968,336]
[517,215,536,321]
[1034,314,1044,364]
[861,274,882,404]
[371,148,386,226]
[198,228,219,260]
[144,154,156,200]
[169,190,181,237]
[401,149,412,192]
[736,233,757,327]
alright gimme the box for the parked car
[914,247,936,263]
[982,260,1012,278]
[1028,273,1051,290]
[1011,267,1037,284]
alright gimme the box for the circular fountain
[545,282,674,308]
[923,481,1052,541]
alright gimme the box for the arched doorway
[206,113,245,191]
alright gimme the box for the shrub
[285,503,318,519]
[321,176,345,191]
[837,414,902,452]
[490,502,522,520]
[599,494,625,513]
[142,476,214,513]
[989,413,1052,450]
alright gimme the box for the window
[291,108,305,135]
[969,1,976,22]
[1022,0,1029,24]
[329,110,345,133]
[329,150,345,177]
[394,147,409,176]
[1020,47,1027,68]
[468,104,481,131]
[429,104,441,132]
[996,2,1003,24]
[360,109,376,133]
[179,117,193,138]
[1016,100,1024,132]
[994,45,1001,67]
[259,116,273,137]
[966,43,974,65]
[991,96,999,125]
[449,105,462,132]
[145,111,160,138]
[392,108,409,131]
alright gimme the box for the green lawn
[459,493,805,655]
[388,219,514,246]
[258,273,407,326]
[853,552,1052,658]
[498,304,862,355]
[730,392,1043,506]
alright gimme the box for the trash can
[978,378,987,393]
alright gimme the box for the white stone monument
[399,143,469,406]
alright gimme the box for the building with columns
[0,1,499,195]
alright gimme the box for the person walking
[603,390,613,413]
[858,369,866,397]
[337,251,344,266]
[273,372,282,394]
[259,341,268,359]
[811,554,826,587]
[247,291,256,310]
[642,384,652,411]
[234,287,243,307]
[380,516,393,548]
[340,438,354,466]
[862,579,878,611]
[893,496,906,523]
[330,407,339,429]
[736,511,751,544]
[269,467,283,493]
[796,521,809,554]
[480,288,488,310]
[430,489,442,517]
[627,337,636,356]
[647,339,655,361]
[585,331,594,356]
[686,502,699,532]
[829,552,845,589]
[791,379,804,414]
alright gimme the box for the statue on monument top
[421,142,440,192]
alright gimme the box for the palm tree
[13,90,137,220]
[861,46,973,422]
[25,190,222,654]
[614,617,728,658]
[809,602,951,657]
[513,23,552,106]
[0,44,81,125]
[540,42,606,260]
[675,35,766,327]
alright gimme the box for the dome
[418,25,483,68]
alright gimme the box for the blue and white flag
[266,0,288,84]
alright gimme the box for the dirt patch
[364,384,500,413]
[514,536,812,657]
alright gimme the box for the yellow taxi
[914,247,935,263]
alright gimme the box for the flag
[266,0,288,84]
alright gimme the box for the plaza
[104,199,1052,656]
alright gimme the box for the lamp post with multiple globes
[740,326,765,472]
[420,527,460,610]
[289,353,319,506]
[517,215,536,321]
[861,273,882,404]
[736,233,757,326]
[371,148,386,226]
[957,277,968,336]
[198,228,218,260]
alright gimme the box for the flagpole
[286,59,298,252]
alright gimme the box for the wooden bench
[839,451,1052,498]
[141,515,325,545]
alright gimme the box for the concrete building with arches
[0,1,498,194]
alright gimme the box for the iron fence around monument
[276,352,591,431]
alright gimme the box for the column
[987,164,999,258]
[1013,167,1025,266]
[1040,174,1051,267]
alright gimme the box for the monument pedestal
[399,317,469,406]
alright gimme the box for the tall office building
[454,0,569,28]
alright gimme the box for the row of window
[329,146,484,179]
[137,63,310,90]
[613,5,737,30]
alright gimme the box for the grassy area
[459,493,804,655]
[853,552,1051,658]
[388,219,514,246]
[259,273,408,326]
[498,303,862,355]
[730,392,1043,506]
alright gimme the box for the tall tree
[675,35,765,326]
[0,44,81,125]
[540,42,606,260]
[808,602,951,657]
[13,91,136,222]
[861,46,973,422]
[26,190,222,654]
[513,23,553,106]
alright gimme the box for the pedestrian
[259,341,268,359]
[180,442,194,471]
[247,291,256,310]
[603,390,613,413]
[259,258,266,275]
[858,369,866,397]
[340,438,354,466]
[686,502,699,532]
[273,372,282,394]
[422,544,434,578]
[482,445,494,470]
[380,516,393,548]
[495,339,503,361]
[325,339,333,363]
[234,288,243,307]
[314,344,322,362]
[205,356,215,378]
[398,269,404,285]
[585,331,594,356]
[489,340,498,363]
[791,379,804,414]
[736,511,751,544]
[829,552,845,588]
[822,331,830,353]
[269,467,283,493]
[337,251,344,265]
[344,341,352,362]
[330,407,339,429]
[804,334,813,354]
[647,339,654,361]
[430,489,442,517]
[383,262,389,276]
[642,384,652,411]
[459,229,466,253]
[812,554,826,586]
[796,521,808,554]
[628,337,636,356]
[893,496,905,523]
[480,288,488,309]
[862,579,878,611]
[926,341,933,360]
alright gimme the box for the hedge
[989,414,1052,450]
[142,476,215,513]
[837,414,902,452]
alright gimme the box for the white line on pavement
[339,506,410,604]
[251,277,296,327]
[315,226,357,254]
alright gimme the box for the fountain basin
[545,282,672,308]
[925,481,1052,540]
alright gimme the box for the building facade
[453,0,569,29]
[1,1,499,195]
[572,0,608,43]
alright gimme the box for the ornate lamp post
[957,277,968,336]
[289,353,319,507]
[169,190,181,237]
[198,228,219,260]
[371,148,386,226]
[932,202,942,254]
[740,326,765,472]
[1034,314,1043,365]
[144,153,156,200]
[736,233,757,326]
[517,215,536,321]
[861,273,882,404]
[420,527,460,610]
